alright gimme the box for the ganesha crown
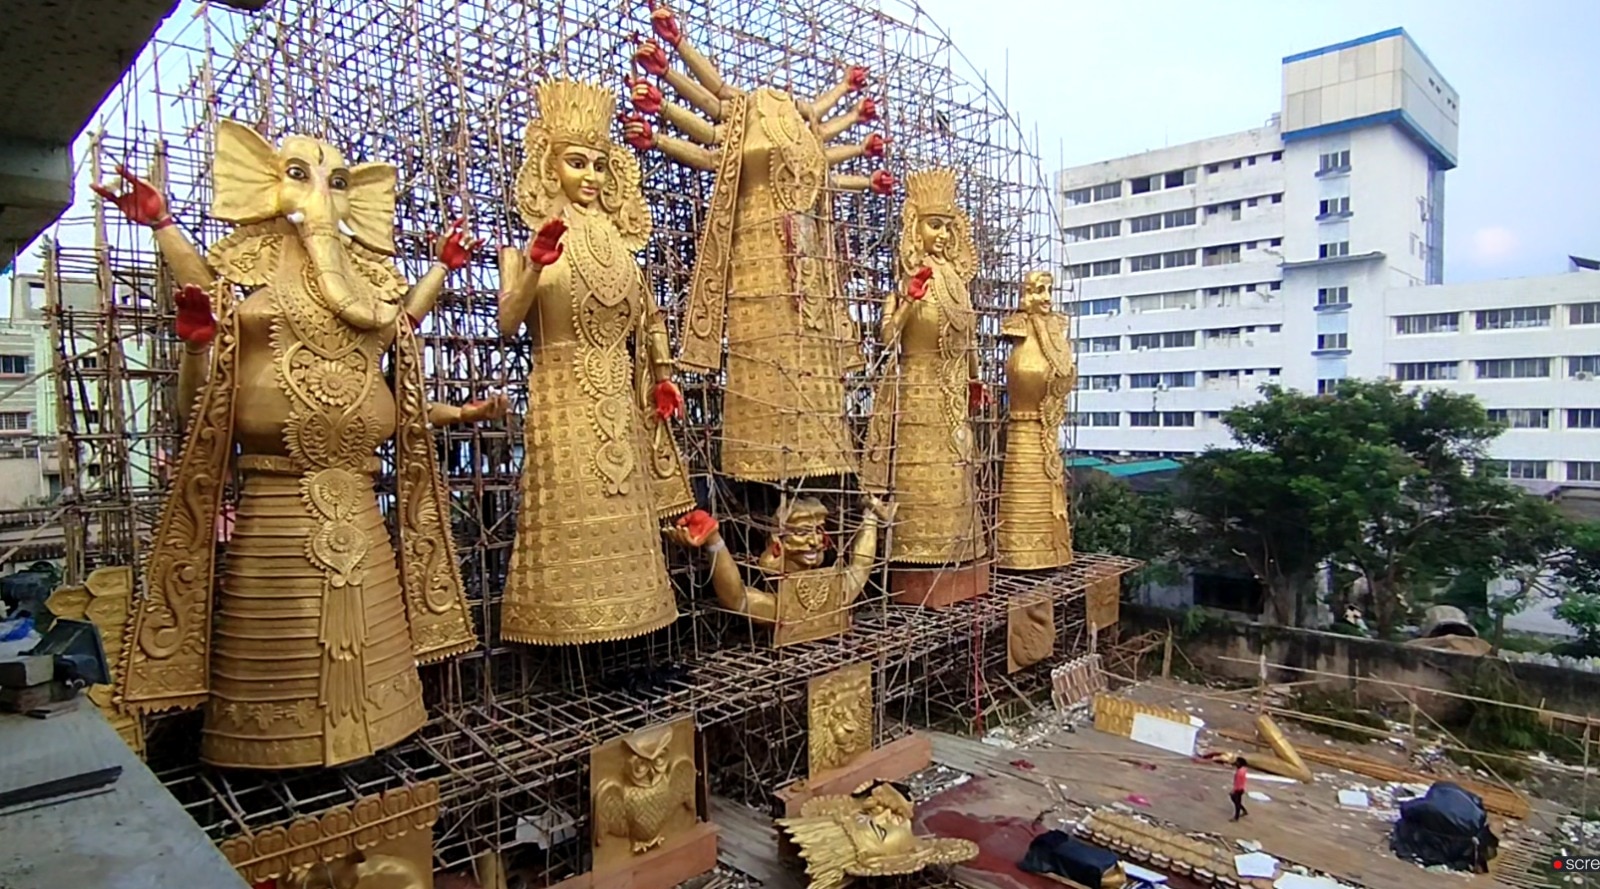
[537,78,617,151]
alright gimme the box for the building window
[1077,374,1120,391]
[1063,224,1092,242]
[1271,151,1283,161]
[1161,411,1196,427]
[1130,411,1159,428]
[1093,182,1122,202]
[1316,333,1349,351]
[1129,331,1196,351]
[1568,409,1600,429]
[1394,361,1459,382]
[1569,461,1600,482]
[1128,371,1195,390]
[1074,336,1121,354]
[1202,244,1242,266]
[0,411,30,432]
[1317,196,1351,218]
[1476,306,1553,330]
[1488,408,1552,429]
[1092,221,1121,239]
[1128,253,1161,273]
[1317,150,1352,174]
[1393,312,1459,335]
[80,355,99,369]
[1571,355,1600,378]
[1071,411,1120,427]
[1205,164,1220,174]
[1126,290,1197,313]
[1163,249,1196,269]
[1091,259,1121,277]
[1317,379,1342,395]
[1129,213,1161,234]
[1319,241,1351,259]
[1064,187,1092,206]
[1476,358,1552,379]
[1571,302,1600,326]
[1503,460,1549,480]
[1070,297,1120,316]
[1165,209,1196,228]
[1317,286,1351,307]
[1271,193,1283,204]
[0,355,28,375]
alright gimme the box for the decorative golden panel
[1086,576,1121,631]
[775,568,852,647]
[807,662,873,778]
[591,717,699,875]
[218,780,441,885]
[1091,693,1191,739]
[46,565,144,756]
[1005,594,1055,674]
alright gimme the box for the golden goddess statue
[497,78,695,645]
[623,0,894,482]
[862,168,986,565]
[94,121,496,769]
[666,497,893,645]
[777,781,978,889]
[997,271,1075,569]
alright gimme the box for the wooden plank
[709,797,801,889]
[547,822,718,889]
[776,733,933,817]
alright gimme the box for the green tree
[1552,522,1600,653]
[1071,472,1179,593]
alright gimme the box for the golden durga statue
[498,78,696,645]
[862,168,986,565]
[777,781,978,889]
[666,497,892,646]
[996,270,1074,569]
[625,0,893,482]
[95,121,496,769]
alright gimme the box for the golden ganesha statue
[996,270,1075,569]
[862,168,986,566]
[624,0,894,483]
[95,120,497,769]
[496,78,696,646]
[777,781,978,889]
[665,496,893,646]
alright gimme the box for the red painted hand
[528,218,567,267]
[968,380,990,413]
[847,65,869,92]
[858,97,879,123]
[652,379,684,420]
[906,266,933,301]
[621,113,656,151]
[870,170,895,195]
[436,217,480,271]
[91,165,170,228]
[863,134,887,159]
[628,78,663,115]
[633,38,669,76]
[648,0,683,46]
[174,284,217,345]
[676,509,720,546]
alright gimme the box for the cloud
[1470,226,1520,264]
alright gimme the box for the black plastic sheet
[1389,781,1499,872]
[1020,829,1122,888]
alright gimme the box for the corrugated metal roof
[1098,459,1183,477]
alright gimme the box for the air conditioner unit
[1138,345,1149,352]
[1156,382,1169,392]
[1244,339,1257,347]
[1579,372,1596,381]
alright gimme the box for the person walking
[1230,757,1249,821]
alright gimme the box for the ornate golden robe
[862,261,985,565]
[997,311,1075,569]
[120,222,477,769]
[501,206,694,645]
[681,89,862,482]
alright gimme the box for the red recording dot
[1554,860,1564,869]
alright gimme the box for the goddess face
[916,214,952,259]
[1021,271,1053,314]
[553,144,609,207]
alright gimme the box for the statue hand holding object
[435,217,481,271]
[906,266,933,301]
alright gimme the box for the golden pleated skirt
[882,354,984,565]
[997,416,1073,570]
[202,467,425,769]
[502,343,679,644]
[721,212,857,482]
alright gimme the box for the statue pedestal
[890,561,990,609]
[557,822,719,889]
[773,733,933,864]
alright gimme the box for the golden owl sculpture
[777,782,978,889]
[593,724,698,862]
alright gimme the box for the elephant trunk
[295,196,397,331]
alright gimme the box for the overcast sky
[912,0,1600,283]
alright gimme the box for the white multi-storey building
[1059,28,1461,456]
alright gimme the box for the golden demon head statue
[621,724,676,788]
[778,783,978,889]
[211,119,400,330]
[898,167,975,282]
[516,77,650,248]
[757,496,831,574]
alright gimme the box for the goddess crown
[536,78,616,151]
[903,168,959,217]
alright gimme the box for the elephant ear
[345,162,398,255]
[212,120,281,225]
